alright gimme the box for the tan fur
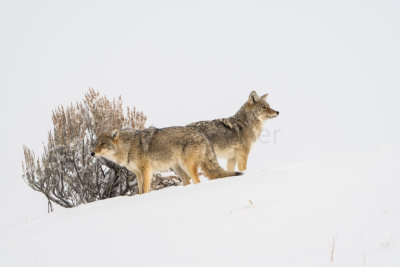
[187,91,279,172]
[92,127,241,194]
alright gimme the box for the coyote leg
[237,153,249,172]
[185,163,201,184]
[135,172,144,194]
[173,165,191,185]
[142,166,153,193]
[227,158,237,172]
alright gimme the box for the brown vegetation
[22,89,163,211]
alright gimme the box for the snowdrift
[1,147,399,267]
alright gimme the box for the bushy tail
[201,155,242,179]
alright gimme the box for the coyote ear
[249,91,260,103]
[261,93,268,100]
[110,129,119,140]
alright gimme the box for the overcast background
[1,0,399,229]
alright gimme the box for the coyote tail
[201,146,242,179]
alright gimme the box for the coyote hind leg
[173,165,191,185]
[183,162,201,184]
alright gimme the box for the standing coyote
[187,91,279,172]
[91,127,241,194]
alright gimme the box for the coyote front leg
[135,172,144,194]
[227,158,237,172]
[237,150,249,172]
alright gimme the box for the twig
[329,235,337,262]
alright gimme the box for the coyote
[187,91,279,172]
[91,127,241,194]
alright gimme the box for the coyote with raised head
[187,91,279,172]
[91,127,241,194]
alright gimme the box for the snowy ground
[1,146,399,267]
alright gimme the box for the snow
[1,0,400,233]
[1,1,399,265]
[1,146,399,267]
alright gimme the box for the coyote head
[244,91,279,121]
[91,129,120,159]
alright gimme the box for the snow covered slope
[1,147,399,267]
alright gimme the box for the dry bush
[22,89,178,212]
[151,173,182,191]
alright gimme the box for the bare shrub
[151,173,182,191]
[22,89,178,212]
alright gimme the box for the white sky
[1,0,399,229]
